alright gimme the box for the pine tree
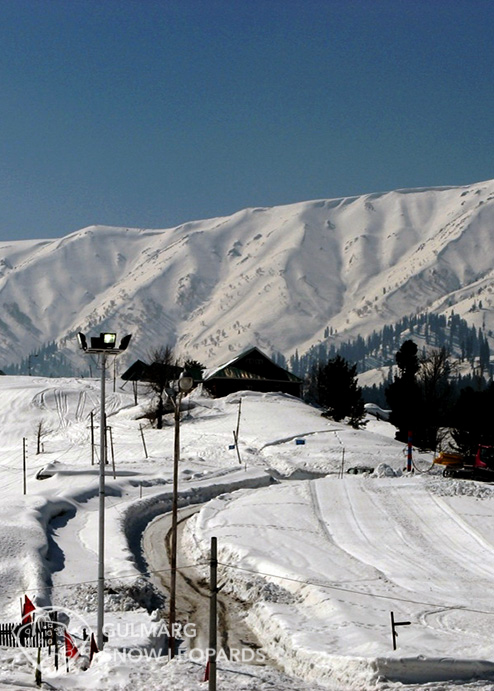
[313,355,365,428]
[386,340,421,443]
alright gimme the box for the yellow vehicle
[433,451,464,467]
[434,446,494,480]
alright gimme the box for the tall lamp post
[77,331,131,650]
[168,372,194,659]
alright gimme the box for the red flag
[203,660,210,682]
[64,630,79,659]
[22,595,35,624]
[89,633,99,663]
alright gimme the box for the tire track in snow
[75,390,87,421]
[323,479,494,604]
[309,477,494,652]
[308,479,389,587]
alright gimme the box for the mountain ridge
[1,179,494,373]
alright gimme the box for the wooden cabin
[202,347,302,398]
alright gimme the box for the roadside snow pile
[426,477,494,499]
[372,463,401,477]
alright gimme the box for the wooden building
[121,359,183,383]
[202,347,302,398]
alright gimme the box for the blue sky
[1,0,494,242]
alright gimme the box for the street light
[77,331,131,650]
[168,371,194,659]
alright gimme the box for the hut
[202,347,302,398]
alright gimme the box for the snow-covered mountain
[1,178,494,373]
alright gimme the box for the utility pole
[23,438,27,495]
[168,394,181,659]
[90,412,95,465]
[168,373,194,659]
[208,536,218,691]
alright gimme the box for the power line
[20,562,209,595]
[216,561,494,616]
[18,557,494,619]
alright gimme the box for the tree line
[308,339,494,456]
[276,312,492,381]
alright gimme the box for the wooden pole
[233,397,243,465]
[23,438,27,495]
[208,536,217,691]
[232,430,242,465]
[35,646,42,686]
[235,399,242,441]
[391,611,397,650]
[340,448,345,478]
[90,412,95,465]
[407,431,413,472]
[390,610,411,650]
[169,393,181,659]
[139,424,148,459]
[107,426,116,479]
[53,613,59,671]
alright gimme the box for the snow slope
[0,375,494,689]
[2,179,494,370]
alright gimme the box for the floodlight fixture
[77,332,88,351]
[119,334,132,351]
[103,332,116,347]
[75,329,132,651]
[78,331,132,354]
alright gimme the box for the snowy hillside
[1,179,494,372]
[3,376,494,689]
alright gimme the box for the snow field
[0,377,494,689]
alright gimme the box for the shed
[202,347,302,398]
[121,359,183,383]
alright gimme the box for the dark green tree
[183,358,205,382]
[417,347,456,450]
[387,342,457,450]
[386,340,422,444]
[313,355,365,428]
[451,384,494,457]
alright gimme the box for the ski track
[325,479,494,596]
[311,477,494,647]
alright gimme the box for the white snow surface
[0,375,493,689]
[2,179,494,369]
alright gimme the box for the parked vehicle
[434,445,494,480]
